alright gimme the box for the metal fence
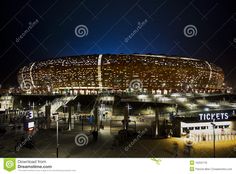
[192,132,236,142]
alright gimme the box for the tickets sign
[199,112,229,121]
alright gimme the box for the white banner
[0,158,235,174]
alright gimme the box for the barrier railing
[191,132,236,142]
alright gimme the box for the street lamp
[211,119,216,158]
[127,103,132,116]
[123,103,132,130]
[56,114,59,158]
[53,113,64,158]
[52,113,60,158]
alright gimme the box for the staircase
[39,96,77,114]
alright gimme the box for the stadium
[0,53,234,152]
[13,54,236,138]
[17,54,225,94]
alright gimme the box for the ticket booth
[173,110,236,137]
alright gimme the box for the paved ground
[0,126,236,158]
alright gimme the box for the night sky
[0,0,235,90]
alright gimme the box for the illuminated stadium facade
[17,54,225,95]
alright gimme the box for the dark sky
[0,0,235,89]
